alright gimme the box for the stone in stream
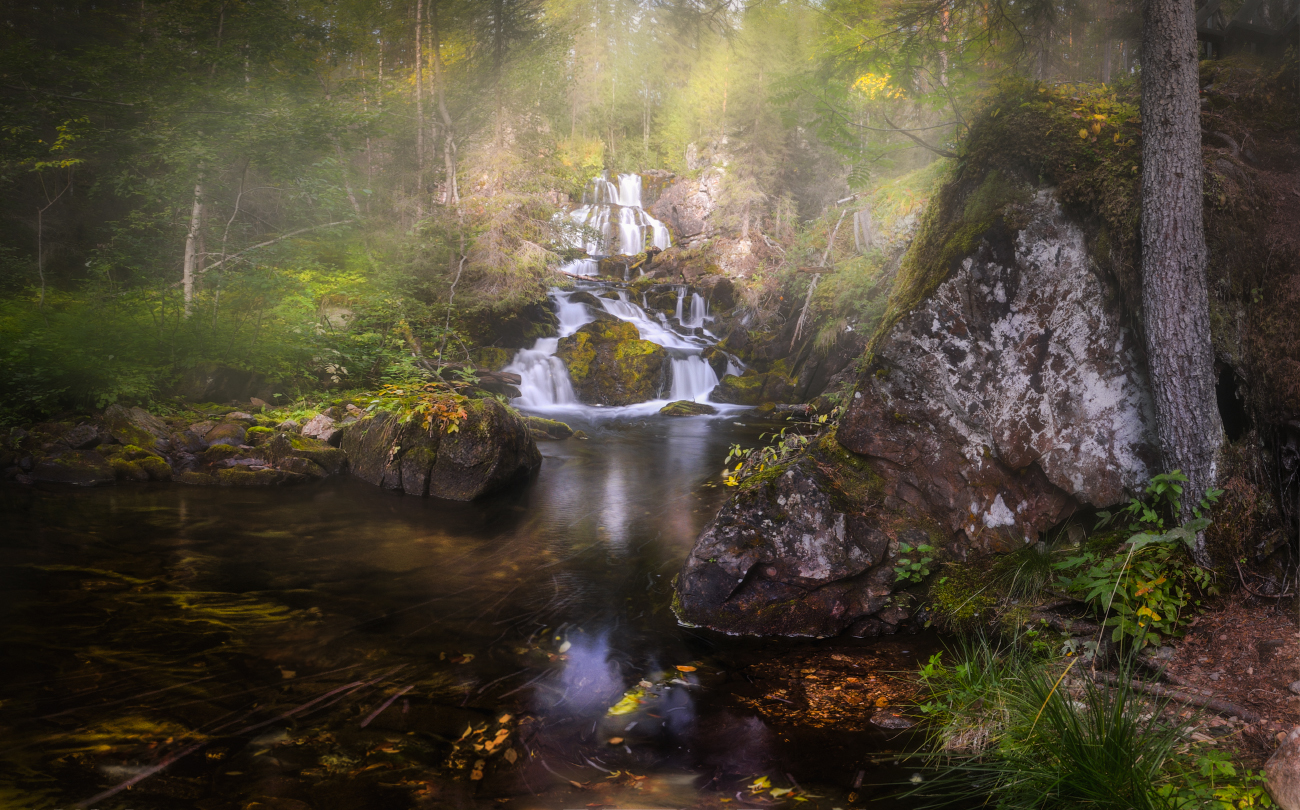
[659,400,717,416]
[525,416,574,440]
[103,404,170,451]
[338,398,540,501]
[30,450,116,487]
[556,319,667,407]
[712,371,794,406]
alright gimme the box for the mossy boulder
[111,458,151,483]
[245,426,276,446]
[712,372,793,406]
[525,416,574,440]
[136,455,173,481]
[259,432,346,474]
[103,404,169,451]
[675,435,938,637]
[338,398,541,501]
[556,319,667,406]
[31,450,116,487]
[204,422,247,448]
[216,468,310,487]
[659,400,718,416]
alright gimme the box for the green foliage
[1054,473,1222,648]
[911,639,1267,809]
[894,542,936,584]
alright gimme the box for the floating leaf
[675,665,697,672]
[470,759,485,780]
[771,787,793,797]
[503,748,518,764]
[558,640,572,653]
[750,776,772,792]
[608,737,624,745]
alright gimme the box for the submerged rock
[557,319,667,406]
[659,400,718,416]
[338,398,540,501]
[31,450,116,487]
[525,416,575,440]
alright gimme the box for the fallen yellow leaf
[608,737,624,745]
[676,665,697,672]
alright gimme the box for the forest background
[0,0,1157,422]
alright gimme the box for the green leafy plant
[895,542,936,583]
[1054,472,1221,647]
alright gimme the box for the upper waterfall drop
[560,173,671,274]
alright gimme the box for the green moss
[177,471,215,485]
[524,416,574,438]
[472,347,511,371]
[659,400,717,416]
[713,373,766,405]
[245,426,275,445]
[136,455,173,481]
[556,333,596,381]
[928,560,1000,632]
[111,458,150,482]
[203,444,243,463]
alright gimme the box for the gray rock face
[301,413,337,442]
[650,169,721,247]
[675,438,908,637]
[838,190,1158,553]
[677,190,1161,637]
[338,399,541,501]
[31,450,115,486]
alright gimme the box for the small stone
[301,413,337,442]
[1287,681,1300,696]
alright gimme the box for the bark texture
[1140,0,1222,559]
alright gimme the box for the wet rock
[659,400,718,416]
[339,399,540,501]
[31,450,116,487]
[697,275,736,311]
[203,422,247,448]
[111,458,151,482]
[650,168,721,247]
[557,319,667,406]
[676,436,906,637]
[568,291,605,308]
[58,423,102,450]
[525,416,574,440]
[261,432,346,474]
[137,455,173,481]
[216,468,310,487]
[301,413,336,442]
[276,456,328,479]
[836,190,1156,554]
[103,404,170,451]
[177,471,216,486]
[712,372,793,406]
[869,712,916,730]
[277,419,301,433]
[1267,726,1300,810]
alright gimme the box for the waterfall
[669,355,720,402]
[675,289,708,330]
[504,291,599,407]
[563,173,672,259]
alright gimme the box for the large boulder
[837,190,1157,554]
[338,398,540,501]
[676,436,914,637]
[676,189,1160,637]
[556,319,667,406]
[103,404,170,451]
[711,371,794,406]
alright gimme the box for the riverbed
[1,412,936,810]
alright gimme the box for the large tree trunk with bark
[1140,0,1222,562]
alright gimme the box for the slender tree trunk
[182,178,205,319]
[415,0,425,213]
[1140,0,1222,560]
[431,0,458,205]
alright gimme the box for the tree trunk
[431,0,457,205]
[1140,0,1222,561]
[415,0,425,211]
[182,179,205,318]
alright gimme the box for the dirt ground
[1159,593,1300,764]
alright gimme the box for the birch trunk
[1140,0,1222,561]
[182,179,205,318]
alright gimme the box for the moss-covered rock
[204,422,247,448]
[337,399,541,501]
[556,319,667,406]
[103,404,169,451]
[111,458,150,483]
[216,468,310,487]
[203,444,243,464]
[712,371,793,405]
[177,471,216,486]
[30,450,115,487]
[245,426,276,446]
[659,400,718,416]
[525,416,574,440]
[136,455,173,481]
[260,432,346,474]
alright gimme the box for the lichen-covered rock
[103,404,169,451]
[557,319,667,406]
[260,432,346,474]
[659,400,718,416]
[676,436,928,637]
[338,399,540,501]
[301,413,337,442]
[111,458,151,482]
[216,468,310,487]
[837,190,1157,554]
[711,372,793,406]
[525,416,574,440]
[31,450,116,487]
[203,422,247,448]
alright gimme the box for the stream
[0,173,940,810]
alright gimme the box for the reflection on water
[0,414,932,809]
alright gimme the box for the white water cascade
[504,293,596,407]
[675,288,710,330]
[559,173,672,276]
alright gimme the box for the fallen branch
[881,113,958,159]
[180,219,357,282]
[1235,557,1294,599]
[1091,671,1262,723]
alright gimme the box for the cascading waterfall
[674,288,710,330]
[559,173,672,275]
[504,293,596,407]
